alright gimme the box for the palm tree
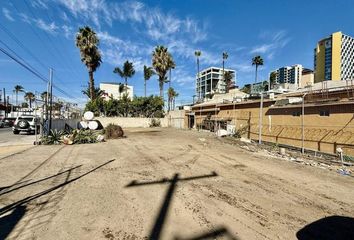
[113,60,135,96]
[14,85,24,106]
[24,92,35,108]
[143,65,155,97]
[82,86,103,99]
[152,46,175,99]
[224,71,234,92]
[194,50,201,99]
[167,87,179,111]
[167,59,176,88]
[41,91,50,101]
[269,71,277,90]
[252,55,264,83]
[75,26,102,100]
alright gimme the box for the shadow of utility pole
[126,171,238,240]
[0,159,115,216]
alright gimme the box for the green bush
[72,129,98,144]
[41,129,65,145]
[84,95,165,118]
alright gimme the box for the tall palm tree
[152,46,175,99]
[168,59,176,88]
[143,65,155,97]
[41,91,49,101]
[76,26,102,100]
[222,52,228,74]
[167,87,179,111]
[194,50,201,99]
[224,71,234,92]
[24,92,35,108]
[252,55,264,83]
[113,60,135,96]
[14,85,24,106]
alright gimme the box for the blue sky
[1,0,354,106]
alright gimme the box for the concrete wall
[167,110,188,129]
[52,119,80,131]
[96,117,168,128]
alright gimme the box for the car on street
[0,120,4,128]
[12,115,40,134]
[4,117,16,127]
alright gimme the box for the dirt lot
[1,128,353,240]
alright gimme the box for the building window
[319,110,330,116]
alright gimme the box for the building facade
[100,82,134,101]
[314,31,354,83]
[196,67,236,100]
[271,64,303,86]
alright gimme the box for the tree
[14,85,24,106]
[252,55,264,83]
[76,26,102,100]
[241,84,251,94]
[24,92,35,108]
[143,65,155,97]
[113,60,135,96]
[167,87,179,111]
[152,46,175,99]
[269,71,277,89]
[194,50,201,99]
[41,91,50,101]
[82,84,104,99]
[224,71,234,92]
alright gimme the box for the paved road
[0,127,36,146]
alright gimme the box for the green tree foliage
[76,26,102,100]
[252,55,264,83]
[24,92,35,108]
[152,45,175,99]
[113,60,135,96]
[84,95,164,118]
[14,85,24,106]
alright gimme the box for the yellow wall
[315,41,325,83]
[331,31,342,81]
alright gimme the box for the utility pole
[48,68,53,132]
[258,92,263,144]
[301,93,308,154]
[3,88,6,118]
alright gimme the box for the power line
[0,44,80,101]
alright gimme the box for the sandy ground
[0,128,353,240]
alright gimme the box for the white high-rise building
[195,67,236,100]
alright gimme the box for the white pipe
[258,92,263,144]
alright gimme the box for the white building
[271,65,314,90]
[196,67,236,100]
[100,82,134,101]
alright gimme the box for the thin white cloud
[250,30,290,59]
[35,19,58,34]
[31,0,48,9]
[2,8,14,21]
[58,0,207,43]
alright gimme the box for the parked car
[0,120,4,128]
[12,115,40,134]
[4,117,16,127]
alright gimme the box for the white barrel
[84,111,94,121]
[88,120,99,130]
[79,121,88,129]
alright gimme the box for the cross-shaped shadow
[126,171,238,240]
